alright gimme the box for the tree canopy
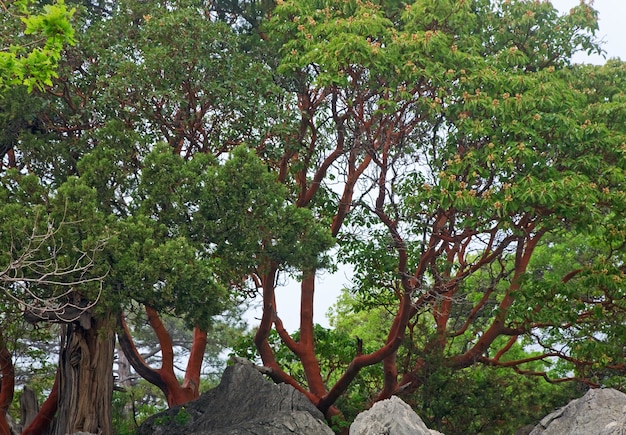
[1,0,625,433]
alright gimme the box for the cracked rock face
[137,363,334,435]
[529,388,626,435]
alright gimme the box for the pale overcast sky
[248,1,626,333]
[552,0,626,61]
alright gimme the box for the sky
[551,0,626,61]
[245,0,626,333]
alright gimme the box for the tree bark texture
[53,315,115,435]
[19,386,39,430]
[0,328,14,435]
[22,372,58,435]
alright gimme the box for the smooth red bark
[117,306,207,407]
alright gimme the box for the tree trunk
[21,373,58,435]
[0,328,14,435]
[116,342,136,419]
[53,315,115,435]
[116,342,133,389]
[19,386,39,430]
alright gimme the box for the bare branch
[0,210,109,327]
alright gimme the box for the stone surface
[529,388,626,435]
[349,395,444,435]
[137,362,334,435]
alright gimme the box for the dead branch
[0,211,109,327]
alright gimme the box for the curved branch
[116,312,166,392]
[451,231,545,368]
[274,314,300,354]
[144,306,175,374]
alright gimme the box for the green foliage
[112,380,167,434]
[327,291,582,434]
[407,362,581,435]
[2,0,626,431]
[123,144,332,321]
[0,0,76,91]
[0,169,110,303]
[174,406,192,425]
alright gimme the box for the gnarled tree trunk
[53,315,115,435]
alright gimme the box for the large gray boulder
[137,362,334,435]
[349,395,444,435]
[529,388,626,435]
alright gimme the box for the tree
[109,143,332,407]
[242,0,626,421]
[1,0,334,420]
[1,0,329,431]
[2,0,625,432]
[0,171,110,434]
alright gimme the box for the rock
[137,362,334,435]
[349,395,444,435]
[529,388,626,435]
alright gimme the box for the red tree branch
[181,327,208,397]
[117,312,167,392]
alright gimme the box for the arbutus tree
[114,144,333,407]
[351,11,626,398]
[243,0,626,423]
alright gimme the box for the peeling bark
[53,315,115,435]
[22,373,58,435]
